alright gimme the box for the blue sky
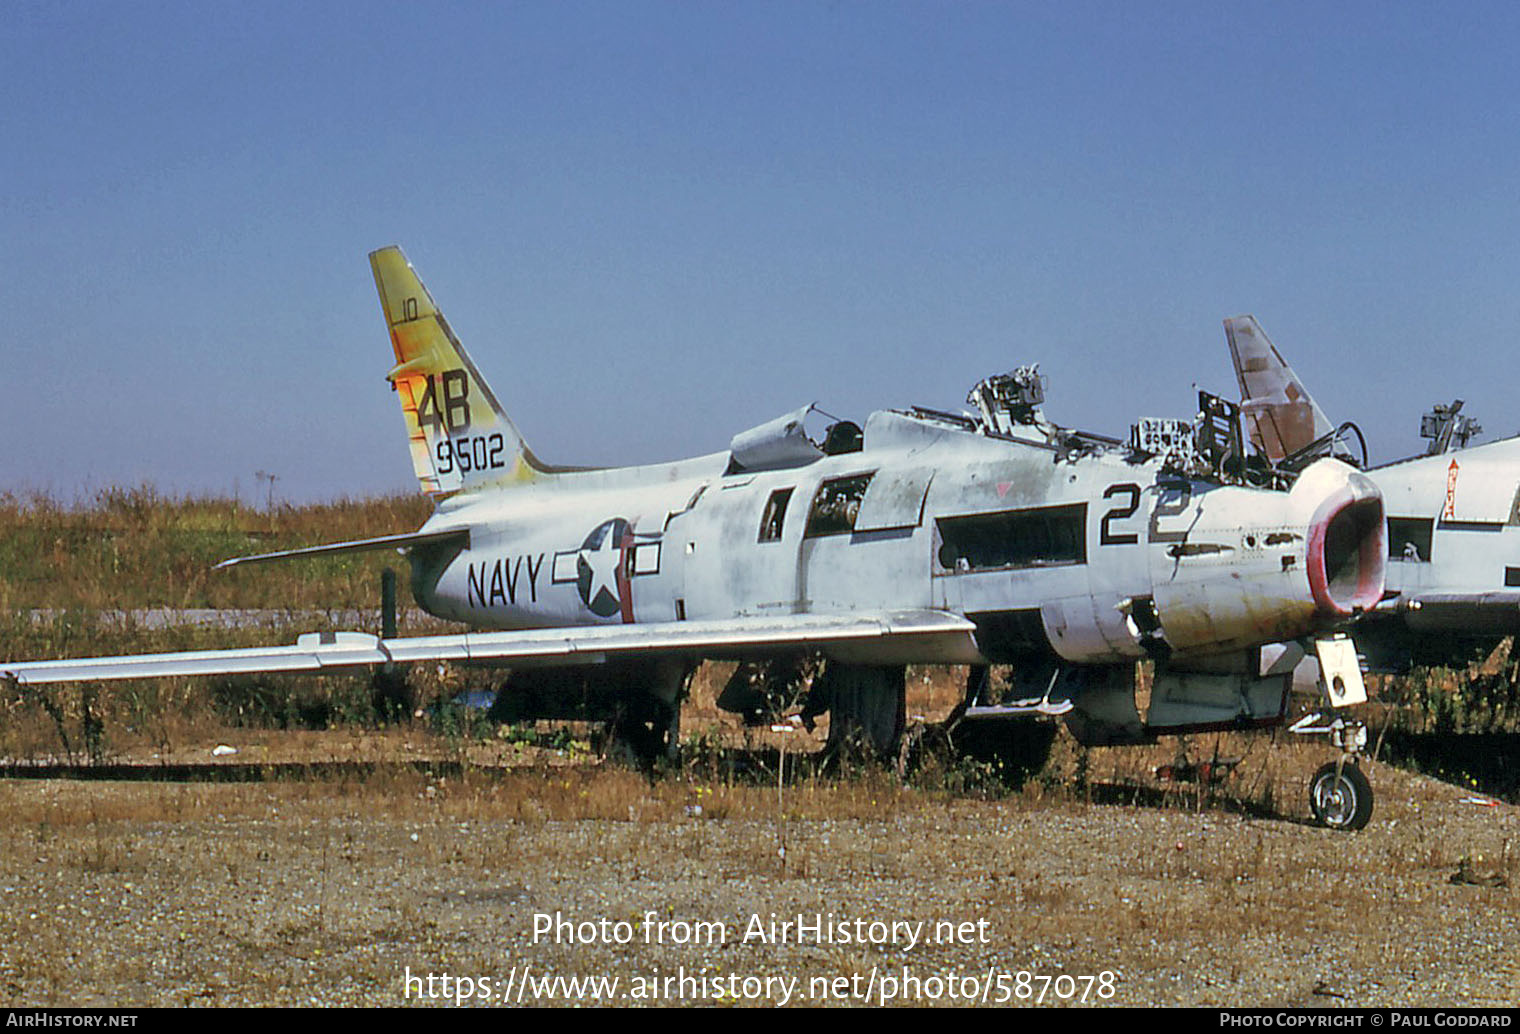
[4,2,1518,503]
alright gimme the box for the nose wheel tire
[1309,760,1373,831]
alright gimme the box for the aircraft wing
[1386,591,1520,634]
[1,610,979,686]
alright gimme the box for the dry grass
[0,486,429,611]
[1,726,1516,1008]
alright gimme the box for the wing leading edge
[1,610,980,687]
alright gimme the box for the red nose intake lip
[1306,485,1386,620]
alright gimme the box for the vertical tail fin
[1224,315,1338,462]
[370,246,547,497]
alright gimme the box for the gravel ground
[1,733,1517,1009]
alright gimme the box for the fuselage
[1344,435,1520,669]
[1375,436,1520,607]
[407,407,1385,668]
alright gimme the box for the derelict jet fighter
[2,250,1387,825]
[1226,315,1520,673]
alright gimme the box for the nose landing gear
[1291,710,1374,831]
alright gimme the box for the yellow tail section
[370,246,545,496]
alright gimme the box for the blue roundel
[576,518,630,617]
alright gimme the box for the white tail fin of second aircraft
[371,246,550,497]
[1224,315,1338,462]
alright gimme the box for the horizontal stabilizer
[2,610,979,686]
[215,528,469,570]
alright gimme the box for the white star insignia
[580,536,622,608]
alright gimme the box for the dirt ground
[2,713,1517,1009]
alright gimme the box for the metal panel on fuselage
[1144,478,1320,654]
[673,471,809,619]
[798,519,934,616]
[927,448,1159,663]
[423,480,706,628]
[674,457,936,619]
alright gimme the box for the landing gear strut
[1290,711,1373,831]
[1283,635,1376,831]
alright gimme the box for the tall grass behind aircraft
[1226,315,1520,673]
[3,251,1387,827]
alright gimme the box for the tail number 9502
[436,434,507,475]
